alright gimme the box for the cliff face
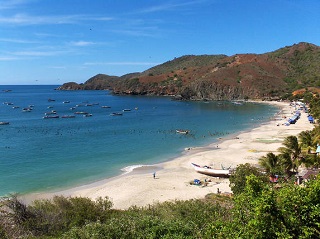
[58,42,320,100]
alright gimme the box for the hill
[58,42,320,100]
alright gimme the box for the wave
[121,164,152,174]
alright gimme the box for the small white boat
[176,129,189,134]
[74,111,88,115]
[101,106,111,108]
[83,113,93,117]
[45,111,57,115]
[22,107,32,112]
[191,163,230,177]
[0,121,10,125]
[123,109,131,112]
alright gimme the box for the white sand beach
[23,101,314,209]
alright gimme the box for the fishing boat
[45,111,57,115]
[123,109,131,112]
[22,107,32,112]
[110,112,123,116]
[191,163,230,177]
[101,106,111,108]
[83,113,93,117]
[176,129,189,134]
[0,121,10,125]
[43,115,59,119]
[74,111,88,115]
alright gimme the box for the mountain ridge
[58,42,320,100]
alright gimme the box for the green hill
[58,42,320,100]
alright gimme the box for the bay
[0,85,278,196]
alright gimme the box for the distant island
[58,42,320,100]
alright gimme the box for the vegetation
[1,80,319,238]
[59,42,320,101]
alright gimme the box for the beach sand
[23,101,314,209]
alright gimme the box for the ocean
[0,85,279,196]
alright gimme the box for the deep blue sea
[0,85,279,196]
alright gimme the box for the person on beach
[153,172,156,179]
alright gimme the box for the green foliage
[278,136,302,173]
[3,175,320,238]
[5,196,114,237]
[1,96,320,238]
[259,152,282,177]
[229,163,268,195]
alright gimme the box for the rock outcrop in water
[58,42,320,100]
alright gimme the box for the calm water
[0,85,279,196]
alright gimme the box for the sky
[1,0,320,85]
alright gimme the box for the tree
[259,152,282,177]
[299,130,314,149]
[278,136,303,173]
[229,163,268,195]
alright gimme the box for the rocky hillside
[57,42,320,100]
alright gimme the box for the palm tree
[278,152,295,177]
[259,152,281,177]
[298,130,314,153]
[278,136,303,174]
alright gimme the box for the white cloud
[0,13,114,26]
[0,13,83,25]
[0,56,19,61]
[0,37,38,44]
[0,0,32,10]
[70,41,95,46]
[12,50,65,56]
[138,0,208,13]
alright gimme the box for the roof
[297,169,319,179]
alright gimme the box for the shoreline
[21,101,314,209]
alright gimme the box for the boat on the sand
[191,163,230,177]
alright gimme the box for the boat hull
[191,163,230,177]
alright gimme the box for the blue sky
[1,0,320,85]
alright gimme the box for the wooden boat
[191,163,230,177]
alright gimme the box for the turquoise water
[0,85,279,196]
